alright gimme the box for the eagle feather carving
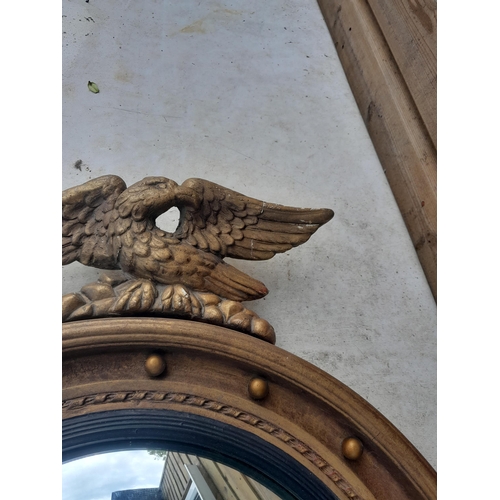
[62,175,334,302]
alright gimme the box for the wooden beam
[365,0,437,148]
[317,0,437,300]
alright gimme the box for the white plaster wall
[62,0,436,468]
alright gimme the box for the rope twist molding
[63,389,362,499]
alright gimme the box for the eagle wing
[62,175,127,268]
[174,178,334,260]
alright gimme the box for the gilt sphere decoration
[342,437,364,460]
[248,377,269,400]
[145,354,166,377]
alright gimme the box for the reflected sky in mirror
[63,449,282,500]
[63,450,165,500]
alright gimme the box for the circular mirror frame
[62,317,436,500]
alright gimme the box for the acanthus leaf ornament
[62,175,334,341]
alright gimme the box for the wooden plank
[170,452,190,486]
[165,464,179,500]
[198,457,238,500]
[180,451,223,499]
[159,454,170,499]
[166,483,176,500]
[164,453,176,500]
[166,452,188,500]
[167,468,183,500]
[168,483,179,500]
[247,477,282,500]
[181,456,224,500]
[317,0,437,299]
[366,0,436,148]
[179,453,201,467]
[169,458,185,493]
[215,462,262,500]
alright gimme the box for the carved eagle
[62,175,334,301]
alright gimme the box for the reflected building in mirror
[112,452,281,500]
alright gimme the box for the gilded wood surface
[63,389,362,499]
[62,318,437,500]
[63,176,333,338]
[63,274,276,343]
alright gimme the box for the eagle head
[116,176,180,221]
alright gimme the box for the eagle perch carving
[62,175,334,342]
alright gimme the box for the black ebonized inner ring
[63,409,339,500]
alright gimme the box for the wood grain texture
[366,0,436,147]
[317,0,437,299]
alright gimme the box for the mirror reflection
[63,449,282,500]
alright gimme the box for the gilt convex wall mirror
[61,175,436,500]
[62,0,436,499]
[62,318,436,500]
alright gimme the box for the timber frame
[62,318,437,500]
[317,0,437,299]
